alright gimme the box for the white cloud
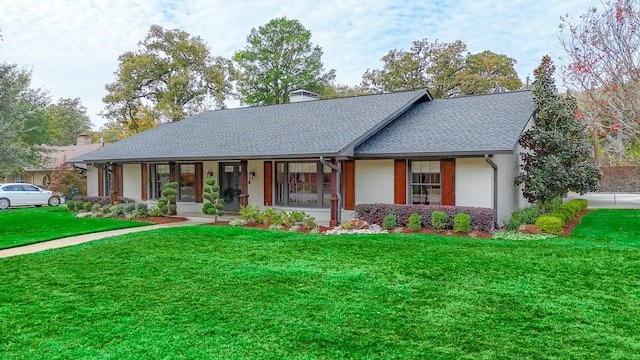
[0,0,602,129]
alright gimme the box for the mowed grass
[0,207,150,249]
[0,209,639,359]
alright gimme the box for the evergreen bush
[431,211,448,230]
[382,213,397,230]
[202,178,224,222]
[453,213,472,233]
[407,213,422,232]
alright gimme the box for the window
[149,164,170,199]
[275,161,332,208]
[410,161,441,205]
[179,164,196,202]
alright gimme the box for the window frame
[275,161,332,208]
[410,160,442,205]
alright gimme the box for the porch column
[239,160,249,207]
[110,163,119,205]
[330,158,338,227]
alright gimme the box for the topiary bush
[453,213,472,233]
[536,215,564,235]
[431,211,448,230]
[407,213,422,232]
[202,178,225,222]
[382,213,397,230]
[161,182,178,215]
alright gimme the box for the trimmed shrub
[407,213,422,232]
[355,204,496,232]
[454,213,472,233]
[504,206,541,231]
[239,205,261,221]
[136,203,149,217]
[536,215,564,235]
[431,211,448,230]
[83,202,93,212]
[66,200,77,212]
[92,203,102,213]
[382,213,397,230]
[202,178,224,222]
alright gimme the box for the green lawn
[0,207,151,249]
[0,209,639,359]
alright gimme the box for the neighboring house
[72,89,535,226]
[8,133,104,189]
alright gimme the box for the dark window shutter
[343,160,356,210]
[98,166,104,197]
[264,161,273,206]
[441,159,456,206]
[195,162,203,203]
[394,159,407,204]
[141,163,148,201]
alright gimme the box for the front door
[219,163,241,212]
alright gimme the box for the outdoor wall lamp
[206,170,214,177]
[249,170,256,180]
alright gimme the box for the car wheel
[0,198,10,210]
[48,196,61,207]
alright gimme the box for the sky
[0,0,602,130]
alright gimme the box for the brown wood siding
[195,162,203,203]
[263,161,273,206]
[343,160,356,210]
[239,161,249,207]
[141,163,148,201]
[394,159,407,204]
[441,159,456,206]
[98,166,104,197]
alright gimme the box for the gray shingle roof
[355,91,535,156]
[76,89,428,163]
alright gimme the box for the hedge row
[70,196,136,206]
[535,199,588,235]
[355,204,496,232]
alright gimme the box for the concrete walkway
[0,221,199,259]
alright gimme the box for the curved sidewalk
[0,221,199,259]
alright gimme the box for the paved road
[566,192,640,208]
[0,221,199,258]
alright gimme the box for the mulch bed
[562,209,590,236]
[137,216,189,225]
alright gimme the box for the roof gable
[355,91,535,156]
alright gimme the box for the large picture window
[275,161,332,208]
[149,164,171,199]
[410,161,441,205]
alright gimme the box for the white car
[0,183,61,210]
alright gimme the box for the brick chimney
[289,89,319,103]
[76,132,92,145]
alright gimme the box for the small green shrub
[536,215,564,235]
[407,213,422,232]
[229,218,247,226]
[83,202,93,212]
[239,205,261,221]
[431,211,448,230]
[340,222,353,230]
[382,213,397,230]
[111,203,126,217]
[92,203,102,213]
[492,231,556,240]
[504,206,541,231]
[66,200,76,212]
[453,213,472,233]
[288,211,308,223]
[157,199,168,216]
[149,207,162,217]
[260,207,283,226]
[302,216,317,230]
[136,203,149,217]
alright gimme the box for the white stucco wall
[122,164,141,201]
[493,153,520,225]
[87,166,98,197]
[247,160,264,207]
[455,158,493,209]
[355,159,394,204]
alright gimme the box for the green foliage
[160,182,178,216]
[92,203,102,213]
[535,215,564,235]
[83,202,93,212]
[239,205,261,221]
[0,63,49,174]
[382,213,397,230]
[504,206,542,231]
[453,213,472,233]
[66,200,77,212]
[492,231,557,240]
[45,98,92,146]
[202,178,224,222]
[361,39,522,98]
[233,17,335,105]
[103,24,235,133]
[431,211,448,230]
[407,213,422,232]
[260,207,283,226]
[516,56,600,207]
[50,164,86,199]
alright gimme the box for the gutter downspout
[320,156,342,225]
[484,154,498,229]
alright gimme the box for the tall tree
[103,25,236,132]
[0,63,48,176]
[362,38,522,98]
[46,98,92,146]
[516,56,600,210]
[234,17,336,105]
[560,0,640,163]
